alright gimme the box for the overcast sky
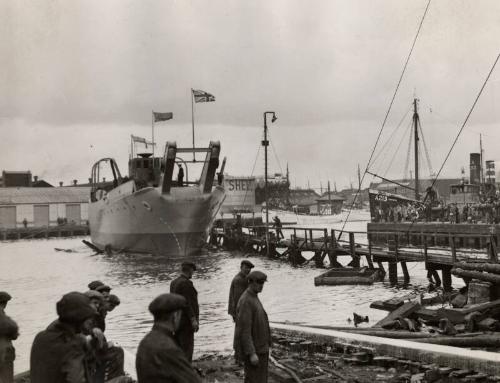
[1,0,500,190]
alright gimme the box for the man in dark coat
[0,292,18,383]
[177,164,184,187]
[170,262,199,361]
[30,292,96,383]
[228,260,254,363]
[136,293,201,383]
[273,216,284,239]
[237,270,271,383]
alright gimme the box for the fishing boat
[88,139,226,256]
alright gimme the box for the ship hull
[89,183,225,256]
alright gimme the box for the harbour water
[0,216,457,373]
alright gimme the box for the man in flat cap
[94,285,111,332]
[136,293,201,383]
[88,280,105,291]
[0,292,18,383]
[30,292,96,383]
[236,270,271,383]
[170,262,199,361]
[107,295,120,312]
[228,260,254,364]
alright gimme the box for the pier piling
[388,262,398,286]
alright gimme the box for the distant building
[288,189,320,214]
[32,175,53,188]
[338,188,369,208]
[0,171,53,188]
[0,171,32,187]
[254,173,290,210]
[316,192,345,214]
[0,187,90,229]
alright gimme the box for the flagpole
[191,88,196,161]
[151,110,155,156]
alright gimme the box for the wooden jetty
[214,220,500,290]
[0,224,90,241]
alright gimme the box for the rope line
[418,118,434,177]
[384,119,413,179]
[371,103,413,171]
[403,120,414,180]
[337,0,432,240]
[405,52,500,233]
[241,144,262,209]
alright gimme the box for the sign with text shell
[220,177,258,213]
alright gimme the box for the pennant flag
[153,112,173,122]
[192,89,215,103]
[131,134,147,144]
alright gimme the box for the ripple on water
[0,234,463,373]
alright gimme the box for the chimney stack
[88,178,92,184]
[73,180,77,186]
[59,181,63,187]
[103,177,106,182]
[34,175,38,182]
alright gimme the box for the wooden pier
[0,225,90,241]
[213,221,500,290]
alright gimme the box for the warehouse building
[0,187,90,229]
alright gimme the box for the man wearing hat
[94,285,111,331]
[107,295,121,312]
[136,293,201,383]
[83,291,126,383]
[0,292,18,383]
[88,280,105,291]
[30,292,96,383]
[170,262,199,361]
[236,270,271,383]
[228,260,254,364]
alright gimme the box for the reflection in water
[0,226,463,373]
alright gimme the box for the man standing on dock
[228,260,254,364]
[0,292,18,383]
[177,164,184,187]
[136,293,201,383]
[170,262,199,361]
[237,270,271,383]
[273,216,284,240]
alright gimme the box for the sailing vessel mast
[412,98,420,200]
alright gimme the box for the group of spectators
[374,196,500,225]
[0,260,272,383]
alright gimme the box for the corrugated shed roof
[0,187,90,204]
[289,189,320,206]
[317,192,345,201]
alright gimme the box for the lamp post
[263,111,277,256]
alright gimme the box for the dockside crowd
[374,196,500,225]
[0,260,269,383]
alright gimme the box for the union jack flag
[192,89,215,103]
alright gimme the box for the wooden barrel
[468,279,492,305]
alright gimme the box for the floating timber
[271,322,500,376]
[314,266,384,286]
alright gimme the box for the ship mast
[480,133,484,184]
[412,98,420,200]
